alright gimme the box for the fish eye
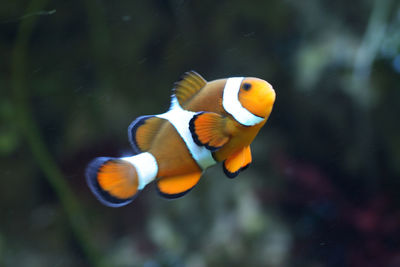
[242,83,252,91]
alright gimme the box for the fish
[86,71,276,207]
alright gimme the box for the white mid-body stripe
[156,97,217,170]
[222,77,264,126]
[122,152,158,189]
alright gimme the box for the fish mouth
[240,89,275,118]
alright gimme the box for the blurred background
[1,0,400,266]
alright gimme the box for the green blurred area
[1,0,400,266]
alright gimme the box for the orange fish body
[172,75,275,169]
[86,71,275,207]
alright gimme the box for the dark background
[1,0,400,266]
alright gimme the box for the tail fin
[86,152,158,207]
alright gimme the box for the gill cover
[222,77,264,126]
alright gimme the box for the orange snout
[238,78,276,118]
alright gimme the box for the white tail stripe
[156,97,217,170]
[222,77,264,126]
[122,152,158,189]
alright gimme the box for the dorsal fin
[128,115,165,153]
[173,71,207,106]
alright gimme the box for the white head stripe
[156,97,216,170]
[122,152,158,190]
[222,77,264,126]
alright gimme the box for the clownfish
[86,71,276,207]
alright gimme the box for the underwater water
[1,0,400,266]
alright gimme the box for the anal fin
[156,172,202,199]
[128,115,165,153]
[223,146,252,178]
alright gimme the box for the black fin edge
[128,115,155,154]
[173,71,200,93]
[189,112,222,152]
[222,162,251,179]
[156,185,194,200]
[85,157,138,207]
[176,70,205,83]
[172,71,207,105]
[155,174,201,199]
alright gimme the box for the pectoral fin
[189,112,230,151]
[156,172,202,199]
[223,146,252,178]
